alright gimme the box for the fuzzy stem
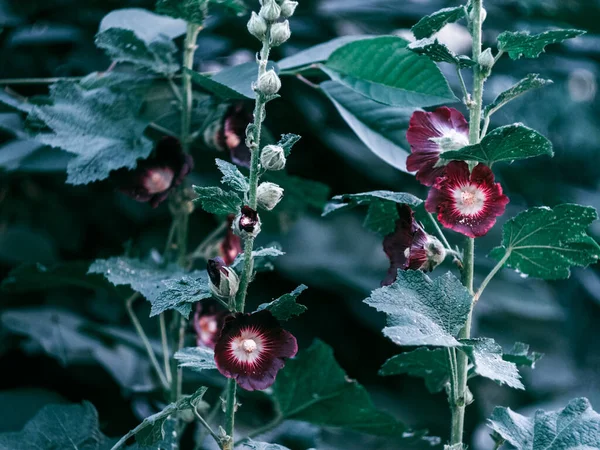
[160,313,173,384]
[473,250,511,302]
[223,379,237,450]
[181,24,202,153]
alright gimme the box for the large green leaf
[277,36,370,71]
[364,271,472,347]
[411,6,466,40]
[442,123,553,166]
[497,29,586,60]
[257,284,308,321]
[88,257,210,317]
[323,190,422,216]
[324,36,457,107]
[484,74,553,118]
[174,347,217,372]
[487,397,600,449]
[30,79,153,185]
[321,81,413,172]
[379,348,450,394]
[193,186,243,215]
[460,338,523,390]
[272,340,436,443]
[489,204,600,279]
[186,68,252,100]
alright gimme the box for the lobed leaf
[460,338,523,390]
[408,38,475,68]
[379,347,450,393]
[490,204,600,279]
[215,158,249,192]
[411,6,466,40]
[503,342,544,369]
[193,185,243,216]
[497,29,586,60]
[175,347,217,372]
[257,284,308,321]
[484,74,553,117]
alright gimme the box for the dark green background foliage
[1,0,600,449]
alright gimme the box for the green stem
[181,24,202,154]
[193,407,223,448]
[223,379,237,450]
[160,313,173,384]
[473,250,511,302]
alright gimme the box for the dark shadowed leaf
[503,342,544,369]
[379,347,450,393]
[460,338,523,389]
[193,186,243,215]
[411,6,466,40]
[363,200,401,235]
[484,74,553,117]
[497,29,586,59]
[408,38,475,68]
[186,68,252,100]
[257,284,308,321]
[323,190,422,217]
[156,0,208,24]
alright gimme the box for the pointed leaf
[364,271,472,347]
[325,36,457,108]
[175,347,217,372]
[323,190,422,216]
[215,158,249,192]
[497,29,586,60]
[257,285,308,321]
[460,338,523,389]
[193,185,243,215]
[408,38,475,68]
[503,342,543,369]
[186,67,252,100]
[379,347,450,393]
[411,6,466,40]
[484,74,553,117]
[277,133,301,157]
[489,204,600,279]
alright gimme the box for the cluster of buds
[247,0,297,45]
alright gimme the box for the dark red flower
[238,205,260,233]
[113,137,194,208]
[406,107,469,186]
[214,310,297,391]
[425,161,509,238]
[220,215,243,266]
[207,103,253,168]
[382,204,446,286]
[193,299,228,349]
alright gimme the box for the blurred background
[1,0,599,448]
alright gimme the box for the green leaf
[379,348,450,393]
[484,74,553,117]
[193,186,242,215]
[265,171,331,212]
[135,409,174,447]
[489,204,600,279]
[442,123,553,166]
[257,285,308,321]
[186,68,252,100]
[487,397,600,449]
[88,257,210,317]
[99,8,186,43]
[215,158,249,192]
[241,441,290,450]
[272,340,435,442]
[503,342,544,369]
[411,6,466,40]
[30,79,153,185]
[325,36,457,108]
[408,38,475,68]
[174,347,217,372]
[497,29,586,59]
[156,0,208,24]
[460,338,523,389]
[321,81,413,172]
[95,28,179,75]
[231,246,285,272]
[207,61,278,100]
[277,133,301,157]
[363,200,400,235]
[364,271,472,347]
[0,402,112,450]
[323,190,422,217]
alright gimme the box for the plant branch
[455,67,470,104]
[473,250,511,302]
[193,405,223,447]
[160,313,173,384]
[235,415,283,447]
[223,379,237,450]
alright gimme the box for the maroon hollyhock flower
[406,107,469,186]
[113,137,194,208]
[382,204,446,286]
[211,103,252,168]
[236,205,260,235]
[193,299,228,349]
[425,161,509,238]
[220,215,242,266]
[214,310,297,391]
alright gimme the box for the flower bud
[207,257,240,301]
[256,182,284,210]
[233,206,261,238]
[255,69,281,95]
[279,0,298,18]
[260,144,286,171]
[424,236,446,272]
[259,0,281,22]
[270,20,291,47]
[247,12,267,41]
[478,48,494,76]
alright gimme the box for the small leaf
[325,36,457,108]
[503,342,543,369]
[460,338,523,390]
[257,285,308,321]
[484,74,553,117]
[379,348,450,393]
[277,133,301,157]
[156,0,208,24]
[442,123,553,166]
[215,159,249,192]
[487,397,600,449]
[408,38,475,68]
[231,246,285,272]
[273,340,436,443]
[193,186,242,215]
[411,6,466,40]
[323,190,422,217]
[489,204,600,279]
[175,347,217,372]
[363,200,400,235]
[186,67,252,100]
[364,271,472,347]
[497,29,586,60]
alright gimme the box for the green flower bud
[270,20,291,47]
[247,11,268,41]
[279,0,298,18]
[207,257,240,301]
[259,0,281,22]
[478,48,494,77]
[256,69,281,95]
[256,182,284,210]
[260,144,286,171]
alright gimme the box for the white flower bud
[279,0,298,18]
[259,0,281,22]
[247,12,268,41]
[478,48,494,70]
[256,69,281,95]
[260,144,286,171]
[207,258,240,301]
[256,182,284,210]
[270,20,291,47]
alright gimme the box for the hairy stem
[223,379,237,450]
[473,250,511,302]
[160,313,173,384]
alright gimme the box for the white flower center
[229,329,265,365]
[242,339,257,354]
[430,129,469,152]
[144,168,174,194]
[453,184,486,216]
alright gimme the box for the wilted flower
[193,299,228,349]
[382,204,446,286]
[207,257,240,301]
[220,215,243,266]
[406,107,469,186]
[425,161,509,238]
[214,310,298,391]
[113,137,193,208]
[233,205,261,238]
